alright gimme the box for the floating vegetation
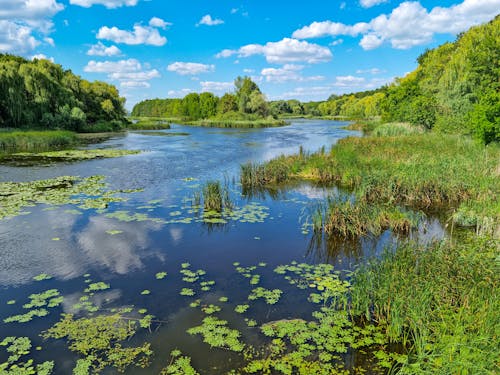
[4,289,63,324]
[7,300,16,305]
[0,175,140,220]
[160,350,200,375]
[218,296,228,303]
[180,288,195,297]
[105,210,167,225]
[201,304,221,315]
[33,273,52,281]
[105,230,123,235]
[140,290,151,295]
[187,316,245,352]
[84,282,110,293]
[1,149,140,165]
[42,314,152,373]
[248,287,282,305]
[0,336,54,374]
[234,305,249,314]
[155,272,168,280]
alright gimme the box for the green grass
[371,122,425,137]
[350,235,499,374]
[0,130,78,154]
[183,118,287,128]
[127,119,171,130]
[311,196,422,238]
[241,134,499,232]
[201,181,232,213]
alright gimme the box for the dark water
[0,120,445,374]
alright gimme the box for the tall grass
[371,122,425,137]
[183,119,287,128]
[350,235,499,374]
[0,131,78,154]
[241,134,499,231]
[127,119,171,130]
[202,181,232,213]
[311,196,422,238]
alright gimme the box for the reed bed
[0,130,78,154]
[350,235,499,374]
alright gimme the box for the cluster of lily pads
[1,258,409,374]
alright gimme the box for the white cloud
[149,17,171,29]
[197,14,224,26]
[261,64,325,83]
[84,59,160,90]
[167,62,215,76]
[31,53,54,62]
[97,24,167,46]
[87,41,121,56]
[243,68,255,73]
[217,38,332,64]
[293,0,500,50]
[121,81,150,88]
[0,21,39,53]
[329,39,344,46]
[200,81,233,93]
[84,58,142,73]
[360,0,387,8]
[356,67,385,74]
[69,0,139,9]
[275,86,333,100]
[167,88,194,97]
[0,0,64,54]
[333,75,366,87]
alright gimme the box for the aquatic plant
[160,350,200,375]
[155,272,168,280]
[33,273,53,281]
[0,336,54,374]
[42,314,152,373]
[180,288,195,297]
[0,130,77,154]
[187,316,245,352]
[234,305,249,314]
[2,149,140,164]
[248,287,282,305]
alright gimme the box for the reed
[350,235,499,374]
[0,130,78,154]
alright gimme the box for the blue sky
[1,0,498,109]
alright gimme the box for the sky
[1,0,499,110]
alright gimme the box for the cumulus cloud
[97,20,167,46]
[293,0,500,50]
[197,14,224,26]
[167,88,194,97]
[217,38,332,64]
[0,0,64,54]
[167,62,215,76]
[261,64,325,83]
[31,53,54,62]
[70,0,139,8]
[356,67,385,74]
[84,59,160,89]
[149,17,171,29]
[333,75,366,87]
[360,0,387,8]
[87,41,121,56]
[200,81,233,93]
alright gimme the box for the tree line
[0,54,127,131]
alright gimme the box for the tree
[218,93,238,114]
[199,92,219,119]
[234,76,261,113]
[248,91,269,117]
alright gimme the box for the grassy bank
[0,130,78,154]
[350,235,499,374]
[127,118,171,130]
[241,133,499,233]
[182,118,287,128]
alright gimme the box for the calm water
[0,120,445,374]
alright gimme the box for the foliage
[242,134,499,232]
[0,130,77,154]
[0,337,54,374]
[350,235,499,374]
[42,314,152,373]
[0,54,127,131]
[160,350,200,375]
[1,148,139,163]
[187,316,245,352]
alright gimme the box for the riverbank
[239,124,499,372]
